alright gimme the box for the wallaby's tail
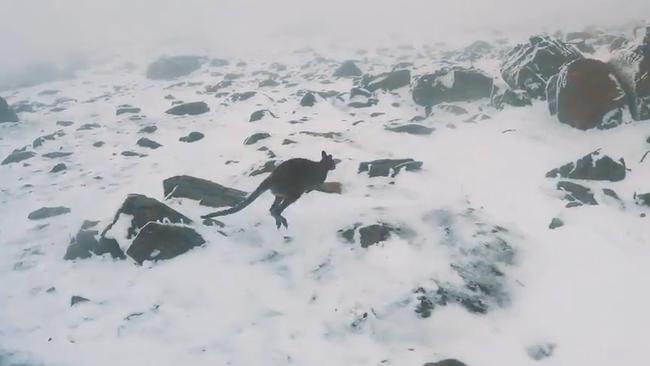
[201,177,271,219]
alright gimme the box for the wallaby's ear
[321,150,327,159]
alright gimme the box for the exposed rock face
[334,60,362,77]
[412,67,493,106]
[501,35,583,99]
[127,222,205,265]
[165,102,209,116]
[546,150,626,182]
[358,159,423,177]
[362,69,411,92]
[608,38,650,120]
[0,96,19,122]
[163,175,247,208]
[547,58,628,130]
[28,206,71,220]
[146,56,204,80]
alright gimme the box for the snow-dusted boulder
[501,35,582,99]
[361,69,411,92]
[546,150,626,182]
[146,55,205,80]
[127,222,205,265]
[163,175,247,208]
[546,59,628,130]
[0,96,19,123]
[608,35,650,121]
[165,101,209,116]
[412,67,493,107]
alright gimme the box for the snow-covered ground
[1,41,649,366]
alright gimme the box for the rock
[412,67,493,106]
[42,151,73,159]
[385,124,434,135]
[205,80,232,92]
[359,224,395,248]
[334,60,362,77]
[93,141,105,148]
[163,175,247,208]
[546,150,626,182]
[423,360,467,366]
[634,192,650,207]
[165,101,209,116]
[137,137,162,149]
[358,159,423,177]
[28,206,71,220]
[127,222,205,265]
[121,151,146,157]
[146,55,204,80]
[608,38,650,120]
[259,79,280,88]
[50,163,67,173]
[139,125,157,134]
[546,58,628,130]
[244,132,271,145]
[70,296,90,306]
[557,181,597,206]
[2,147,36,165]
[56,120,74,126]
[501,35,582,99]
[549,217,564,229]
[0,96,19,122]
[526,343,556,361]
[116,105,141,115]
[490,86,532,109]
[362,69,411,92]
[231,91,257,102]
[33,130,65,148]
[179,131,204,143]
[282,139,297,145]
[249,109,277,122]
[250,160,277,176]
[300,92,317,107]
[64,225,125,260]
[77,123,101,131]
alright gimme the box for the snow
[1,42,650,366]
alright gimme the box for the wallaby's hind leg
[270,196,282,213]
[270,195,299,229]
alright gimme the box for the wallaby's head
[320,150,336,171]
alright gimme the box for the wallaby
[201,151,337,229]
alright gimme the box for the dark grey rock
[491,86,533,109]
[358,159,423,177]
[413,67,493,106]
[300,92,317,107]
[165,101,209,116]
[557,181,598,206]
[116,105,141,115]
[179,131,204,142]
[259,79,280,88]
[546,150,626,182]
[50,163,67,173]
[33,130,65,148]
[42,151,73,159]
[435,104,469,115]
[231,91,257,102]
[64,226,125,260]
[334,60,362,77]
[526,343,556,361]
[0,96,19,123]
[205,80,232,92]
[2,147,36,165]
[634,192,650,207]
[163,175,247,208]
[244,132,271,145]
[139,125,157,134]
[362,69,411,92]
[359,224,395,248]
[121,151,147,157]
[56,120,74,126]
[137,137,162,149]
[127,222,205,265]
[146,55,204,80]
[423,360,467,366]
[93,141,105,147]
[249,109,277,122]
[28,206,71,220]
[385,124,434,135]
[549,217,564,229]
[77,123,101,131]
[210,58,229,67]
[70,296,90,306]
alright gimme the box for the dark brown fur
[201,151,336,228]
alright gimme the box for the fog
[1,0,648,89]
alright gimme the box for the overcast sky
[0,0,648,76]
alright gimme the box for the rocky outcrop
[127,222,205,265]
[557,181,598,207]
[501,35,582,99]
[163,175,247,208]
[608,37,650,120]
[358,159,423,177]
[412,67,493,106]
[0,96,19,123]
[165,102,209,116]
[28,206,71,220]
[546,150,626,182]
[146,56,205,80]
[249,109,277,122]
[334,60,362,77]
[361,69,411,92]
[546,58,628,130]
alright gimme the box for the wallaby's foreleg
[270,194,299,229]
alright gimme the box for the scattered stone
[93,141,105,148]
[205,80,232,93]
[501,35,582,98]
[42,151,73,159]
[300,92,317,107]
[179,131,204,143]
[358,159,423,177]
[547,58,628,130]
[526,343,556,361]
[64,226,125,260]
[359,223,395,248]
[116,105,141,115]
[231,91,257,102]
[127,222,205,265]
[28,206,71,220]
[163,175,246,208]
[546,150,626,182]
[413,67,493,106]
[70,296,90,306]
[435,104,469,115]
[334,60,362,77]
[557,181,597,206]
[244,132,271,145]
[165,101,209,116]
[139,125,157,134]
[282,139,297,145]
[0,96,19,123]
[259,79,280,88]
[299,131,342,139]
[2,147,36,165]
[137,137,162,149]
[146,55,204,80]
[549,217,564,229]
[362,69,411,92]
[56,120,74,126]
[50,163,67,173]
[249,109,277,122]
[634,192,650,207]
[423,360,467,366]
[385,124,434,135]
[121,151,147,157]
[77,123,101,131]
[33,130,65,148]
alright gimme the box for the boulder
[249,109,277,122]
[179,131,204,143]
[165,102,209,116]
[385,124,434,135]
[244,132,271,145]
[546,58,628,130]
[0,96,19,123]
[423,360,467,366]
[358,159,423,177]
[634,192,650,207]
[163,175,247,208]
[50,163,66,173]
[64,225,125,260]
[334,60,362,77]
[501,35,583,99]
[300,92,317,107]
[139,125,157,134]
[362,69,411,92]
[127,222,205,265]
[116,105,141,115]
[557,181,598,206]
[549,217,564,229]
[230,91,257,102]
[2,147,36,165]
[412,67,493,106]
[28,206,71,220]
[546,150,626,182]
[490,86,532,109]
[608,37,650,120]
[146,56,204,80]
[137,137,162,149]
[42,151,73,159]
[33,130,65,148]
